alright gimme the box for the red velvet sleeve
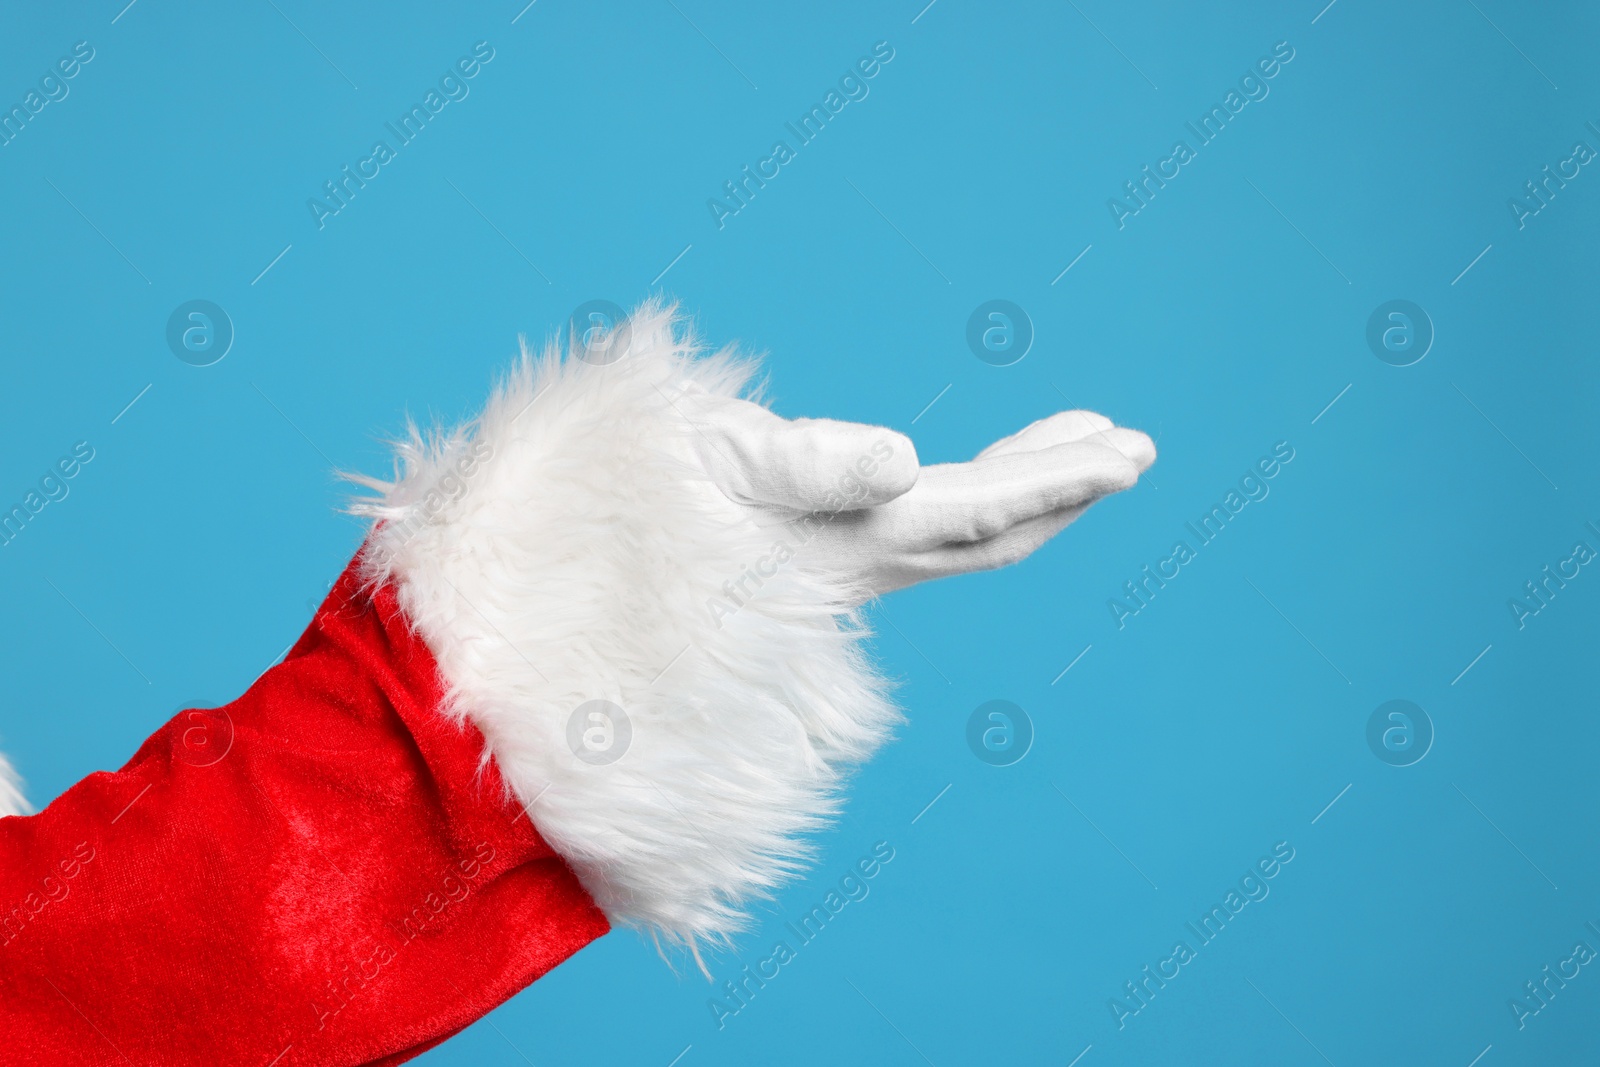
[0,555,610,1066]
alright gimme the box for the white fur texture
[353,301,899,949]
[0,752,28,818]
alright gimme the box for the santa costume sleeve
[0,303,899,1066]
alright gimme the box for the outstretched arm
[0,303,1153,1065]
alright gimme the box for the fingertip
[1067,410,1115,436]
[785,419,919,509]
[1099,427,1156,473]
[1105,450,1142,493]
[1069,441,1140,498]
[978,410,1115,460]
[857,428,920,504]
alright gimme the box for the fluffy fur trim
[352,301,899,950]
[0,751,28,818]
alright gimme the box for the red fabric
[0,555,610,1065]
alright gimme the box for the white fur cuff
[354,302,899,949]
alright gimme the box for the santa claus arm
[0,559,608,1065]
[0,302,1153,1065]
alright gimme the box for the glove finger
[975,410,1113,459]
[1078,425,1156,472]
[979,413,1157,480]
[897,437,1145,550]
[907,500,1093,581]
[692,396,920,512]
[914,430,1152,576]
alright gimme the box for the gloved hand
[0,301,1160,1067]
[681,392,1156,603]
[351,303,1156,953]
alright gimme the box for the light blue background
[2,1,1598,1064]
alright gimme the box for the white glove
[680,391,1156,603]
